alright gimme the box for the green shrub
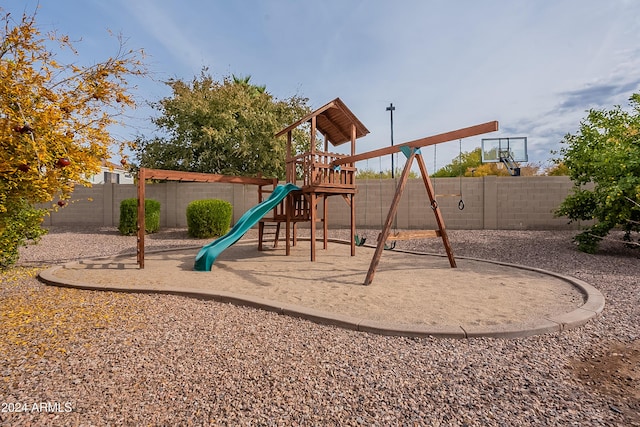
[186,199,232,238]
[0,200,48,269]
[118,198,161,235]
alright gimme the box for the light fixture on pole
[386,103,395,178]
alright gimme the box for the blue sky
[5,0,640,172]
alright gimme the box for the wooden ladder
[258,222,281,251]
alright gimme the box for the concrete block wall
[41,185,116,226]
[494,176,576,229]
[43,176,581,230]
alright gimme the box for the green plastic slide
[193,183,300,271]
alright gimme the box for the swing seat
[374,233,397,250]
[354,234,367,246]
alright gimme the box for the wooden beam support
[136,168,146,268]
[322,131,329,153]
[363,149,457,285]
[136,167,277,269]
[142,168,274,186]
[323,195,328,250]
[318,116,351,145]
[310,116,316,155]
[275,100,336,138]
[310,193,317,261]
[350,123,357,256]
[385,230,441,241]
[286,131,293,183]
[416,154,457,268]
[364,149,417,285]
[333,121,498,166]
[286,193,292,256]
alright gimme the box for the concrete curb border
[38,241,605,339]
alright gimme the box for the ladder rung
[259,222,281,250]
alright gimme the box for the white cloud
[116,0,210,76]
[11,0,640,171]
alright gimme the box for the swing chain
[458,138,465,211]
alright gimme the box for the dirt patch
[569,340,640,425]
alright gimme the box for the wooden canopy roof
[276,98,369,146]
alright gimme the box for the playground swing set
[135,97,501,285]
[354,137,469,249]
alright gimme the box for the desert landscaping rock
[1,226,638,426]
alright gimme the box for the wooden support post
[364,150,416,285]
[293,222,298,247]
[416,154,457,268]
[350,194,356,256]
[286,131,293,183]
[322,131,329,153]
[310,116,317,185]
[286,192,292,256]
[350,123,356,257]
[310,193,317,261]
[323,195,328,250]
[136,168,146,269]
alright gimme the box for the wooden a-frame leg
[364,151,416,285]
[416,153,457,268]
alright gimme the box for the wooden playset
[135,97,498,285]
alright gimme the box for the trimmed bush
[118,198,161,235]
[0,200,48,269]
[186,199,232,238]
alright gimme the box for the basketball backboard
[481,137,528,163]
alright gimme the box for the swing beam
[332,121,498,166]
[333,120,499,285]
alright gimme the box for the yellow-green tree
[431,147,541,177]
[555,93,640,253]
[0,9,146,267]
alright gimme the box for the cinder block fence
[42,176,581,230]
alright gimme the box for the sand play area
[40,239,604,338]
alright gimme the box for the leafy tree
[134,70,310,179]
[465,162,511,177]
[232,74,266,94]
[432,147,483,177]
[431,147,541,177]
[555,94,640,253]
[545,161,570,176]
[0,9,146,267]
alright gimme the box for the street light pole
[386,103,395,178]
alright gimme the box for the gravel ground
[1,226,638,426]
